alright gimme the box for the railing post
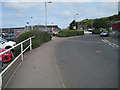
[0,60,3,71]
[30,37,32,50]
[0,74,2,90]
[21,43,23,61]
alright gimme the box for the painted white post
[0,75,2,90]
[30,37,32,50]
[21,43,23,61]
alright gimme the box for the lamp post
[45,1,52,32]
[74,13,79,20]
[51,22,54,34]
[31,17,33,30]
[26,22,29,31]
[74,13,79,30]
[0,26,2,37]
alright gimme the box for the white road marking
[67,40,102,43]
[101,39,119,48]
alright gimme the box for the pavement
[6,36,65,88]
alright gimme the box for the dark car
[100,31,109,37]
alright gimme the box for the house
[111,21,120,38]
[112,21,120,30]
[47,25,60,32]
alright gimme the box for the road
[5,35,118,88]
[55,35,118,88]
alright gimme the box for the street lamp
[74,13,79,30]
[45,1,52,32]
[74,13,79,20]
[0,26,2,37]
[26,22,29,31]
[31,17,33,30]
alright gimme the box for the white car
[100,31,109,37]
[52,31,59,36]
[84,30,92,34]
[0,37,16,49]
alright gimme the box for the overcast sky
[0,0,119,29]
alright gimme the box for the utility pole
[45,1,52,32]
[31,17,33,30]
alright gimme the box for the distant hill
[69,14,120,30]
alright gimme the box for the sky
[0,0,119,29]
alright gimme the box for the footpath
[5,36,65,88]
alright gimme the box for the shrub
[92,29,101,34]
[56,30,84,37]
[14,30,51,56]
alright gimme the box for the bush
[56,30,84,37]
[14,30,52,56]
[92,29,101,34]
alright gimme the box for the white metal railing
[0,36,35,89]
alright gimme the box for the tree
[93,19,109,29]
[69,20,77,30]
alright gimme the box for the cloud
[1,0,119,2]
[97,2,118,10]
[0,14,2,27]
[60,11,72,16]
[3,2,42,10]
[2,12,27,20]
[1,2,118,29]
[16,13,26,18]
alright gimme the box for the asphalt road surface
[5,35,118,88]
[55,35,118,88]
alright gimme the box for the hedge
[92,29,101,34]
[14,30,52,56]
[56,30,84,37]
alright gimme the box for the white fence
[0,36,35,89]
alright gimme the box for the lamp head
[48,1,52,3]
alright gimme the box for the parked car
[0,37,16,49]
[84,30,92,34]
[52,31,59,36]
[3,33,16,41]
[0,49,14,63]
[100,31,109,37]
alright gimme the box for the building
[0,27,26,33]
[0,27,27,38]
[26,25,50,31]
[112,21,120,30]
[0,25,60,37]
[111,21,120,39]
[47,25,60,32]
[26,25,60,33]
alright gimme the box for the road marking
[101,39,119,48]
[67,40,102,44]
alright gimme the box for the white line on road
[101,39,119,48]
[67,40,102,44]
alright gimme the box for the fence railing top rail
[0,36,35,55]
